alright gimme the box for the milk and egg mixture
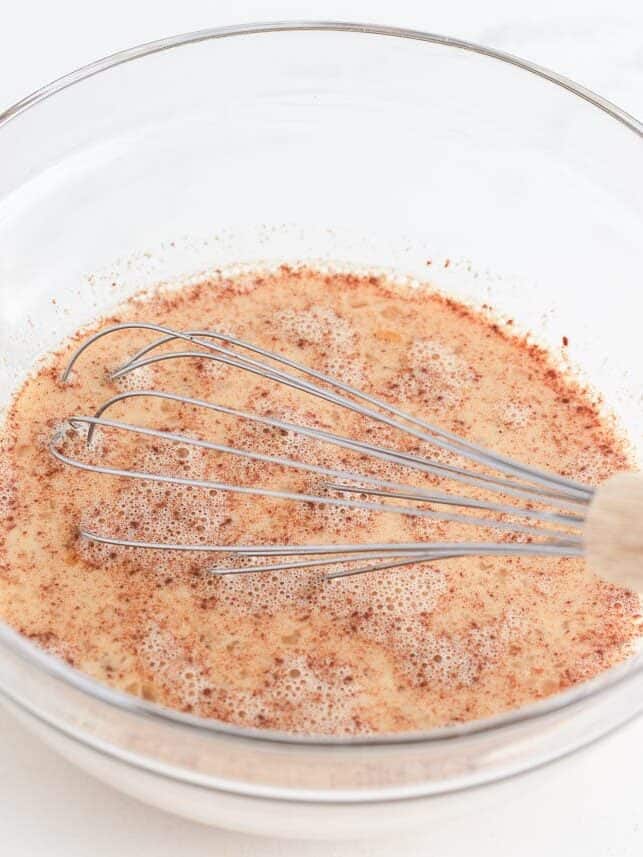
[0,267,640,734]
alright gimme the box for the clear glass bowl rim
[0,19,641,749]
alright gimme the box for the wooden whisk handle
[585,472,643,592]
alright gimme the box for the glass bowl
[0,21,641,839]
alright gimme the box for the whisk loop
[50,322,592,580]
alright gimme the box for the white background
[1,1,642,854]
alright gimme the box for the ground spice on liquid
[0,267,640,734]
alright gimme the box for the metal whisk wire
[50,323,592,579]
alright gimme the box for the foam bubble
[565,451,613,486]
[321,354,368,388]
[139,622,211,708]
[78,438,230,577]
[397,338,475,411]
[138,622,366,730]
[114,364,156,393]
[275,307,357,349]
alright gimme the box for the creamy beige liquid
[0,267,640,734]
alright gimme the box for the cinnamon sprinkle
[0,267,639,735]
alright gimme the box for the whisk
[50,323,643,590]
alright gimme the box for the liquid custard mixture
[0,267,641,734]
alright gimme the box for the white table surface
[1,1,642,854]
